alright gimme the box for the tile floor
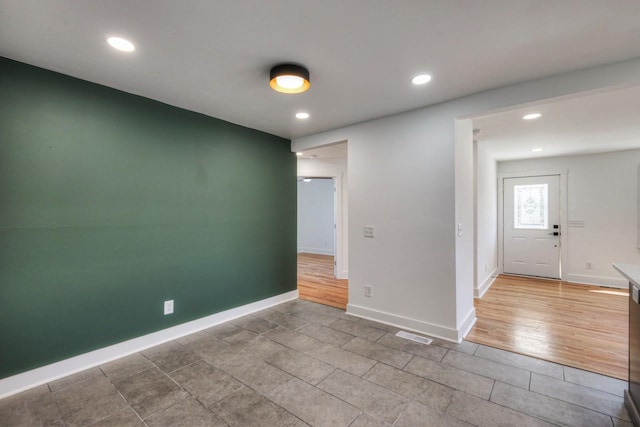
[0,299,632,426]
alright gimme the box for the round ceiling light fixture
[270,64,310,94]
[107,36,135,52]
[295,112,310,119]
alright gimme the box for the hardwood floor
[297,253,348,310]
[466,274,629,379]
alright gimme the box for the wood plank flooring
[466,274,629,379]
[297,253,348,310]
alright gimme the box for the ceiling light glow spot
[296,152,304,156]
[523,113,542,120]
[303,178,312,182]
[532,148,543,152]
[412,74,432,85]
[296,112,310,119]
[276,75,304,90]
[107,37,135,52]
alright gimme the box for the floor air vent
[395,331,433,345]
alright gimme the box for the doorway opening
[297,177,348,309]
[295,142,348,309]
[464,87,638,379]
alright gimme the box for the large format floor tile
[342,337,414,369]
[169,359,244,406]
[113,367,190,419]
[491,381,614,427]
[404,355,495,399]
[0,385,64,426]
[317,370,409,424]
[53,375,129,425]
[145,397,226,427]
[211,387,307,427]
[268,377,361,427]
[442,349,531,389]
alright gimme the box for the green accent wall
[0,57,297,378]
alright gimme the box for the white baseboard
[346,304,463,343]
[475,268,498,298]
[298,247,335,256]
[340,270,348,279]
[566,273,628,289]
[457,307,477,341]
[0,290,298,399]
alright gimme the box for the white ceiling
[1,1,640,140]
[474,85,640,161]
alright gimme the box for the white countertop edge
[613,263,640,287]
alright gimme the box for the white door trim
[497,170,568,281]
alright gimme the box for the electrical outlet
[364,226,375,238]
[164,300,174,315]
[586,261,593,270]
[364,285,372,297]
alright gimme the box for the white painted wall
[297,179,335,255]
[498,149,640,288]
[476,144,498,297]
[293,57,640,342]
[298,156,349,278]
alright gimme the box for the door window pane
[514,184,548,229]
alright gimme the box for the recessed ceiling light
[107,36,135,52]
[523,113,542,120]
[296,112,310,119]
[532,148,543,152]
[296,152,304,156]
[412,74,432,85]
[303,178,312,182]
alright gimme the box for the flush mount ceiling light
[412,74,432,85]
[295,112,310,119]
[296,152,304,156]
[523,113,542,120]
[269,64,310,94]
[107,36,135,52]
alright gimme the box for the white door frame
[497,170,568,281]
[297,173,347,279]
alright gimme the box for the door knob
[548,232,560,236]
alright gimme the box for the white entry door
[503,175,560,279]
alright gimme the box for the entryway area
[466,274,628,379]
[468,86,640,380]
